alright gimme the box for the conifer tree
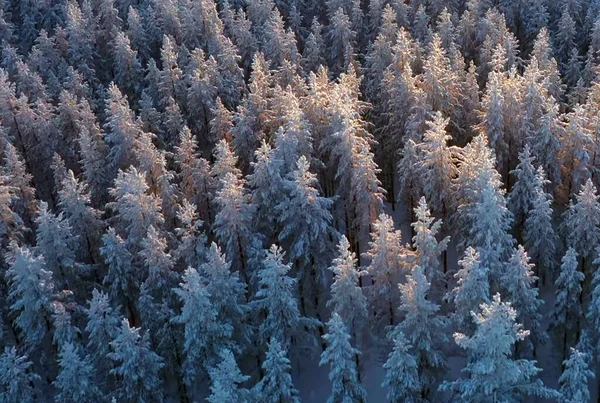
[85,289,120,375]
[441,294,558,402]
[206,349,250,403]
[327,236,368,343]
[6,244,54,348]
[213,171,257,281]
[523,167,557,282]
[0,347,39,403]
[502,246,545,351]
[553,248,584,355]
[253,245,318,349]
[173,266,232,384]
[364,213,410,326]
[449,247,490,332]
[319,313,367,403]
[411,197,450,280]
[455,135,514,284]
[508,145,539,229]
[564,179,600,261]
[140,225,174,293]
[35,201,77,287]
[254,339,301,403]
[395,265,447,398]
[326,8,356,75]
[108,166,164,247]
[172,200,207,269]
[54,343,102,403]
[559,348,594,403]
[416,112,458,215]
[382,330,421,403]
[276,156,335,315]
[58,170,104,262]
[100,227,137,308]
[108,319,164,402]
[200,242,248,346]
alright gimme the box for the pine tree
[247,140,284,239]
[206,349,250,403]
[397,139,421,216]
[456,134,514,284]
[319,313,367,403]
[523,167,557,282]
[58,169,104,262]
[564,179,600,261]
[553,248,584,355]
[213,171,257,281]
[100,227,137,307]
[172,200,207,269]
[508,144,539,229]
[502,246,545,351]
[6,244,54,348]
[562,106,592,195]
[52,302,80,349]
[85,289,120,374]
[303,18,326,73]
[559,348,594,403]
[364,213,411,326]
[108,166,164,247]
[54,343,102,403]
[253,245,318,349]
[276,155,335,314]
[411,197,450,281]
[449,247,490,331]
[422,35,457,116]
[1,139,36,225]
[326,8,356,75]
[327,235,368,342]
[111,31,143,99]
[382,330,421,403]
[173,265,232,384]
[416,112,458,214]
[212,139,241,186]
[34,201,77,288]
[103,83,145,175]
[441,294,557,402]
[108,318,164,402]
[479,73,507,171]
[556,8,577,67]
[200,242,249,346]
[0,347,39,403]
[395,265,447,398]
[254,339,301,403]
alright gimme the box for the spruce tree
[254,339,301,403]
[108,319,164,402]
[559,348,594,403]
[440,294,558,402]
[382,330,421,403]
[319,313,367,403]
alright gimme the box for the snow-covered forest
[3,0,600,401]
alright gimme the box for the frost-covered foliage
[1,0,600,400]
[108,319,164,402]
[382,330,421,403]
[441,294,558,402]
[0,347,39,403]
[254,339,301,403]
[327,235,368,340]
[559,348,594,403]
[320,313,367,403]
[253,245,319,349]
[449,247,490,331]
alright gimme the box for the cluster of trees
[2,0,600,401]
